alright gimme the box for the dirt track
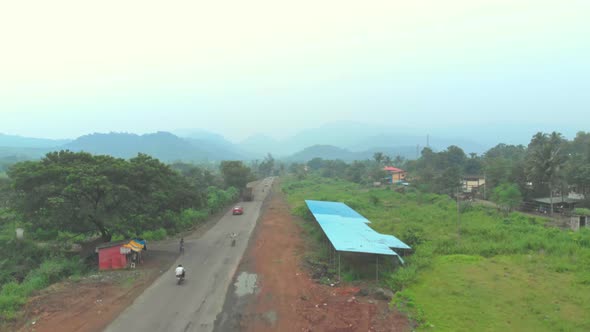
[216,180,410,332]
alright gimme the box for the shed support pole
[332,247,335,268]
[331,245,333,266]
[338,253,341,281]
[376,255,379,282]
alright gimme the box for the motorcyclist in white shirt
[175,264,185,279]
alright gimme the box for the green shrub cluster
[139,228,167,241]
[207,186,239,213]
[0,258,85,320]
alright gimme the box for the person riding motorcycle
[175,264,185,279]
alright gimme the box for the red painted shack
[96,241,130,270]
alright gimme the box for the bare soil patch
[11,244,177,332]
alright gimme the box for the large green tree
[492,183,523,213]
[564,132,590,197]
[8,151,199,241]
[219,160,254,189]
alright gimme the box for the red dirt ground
[17,276,142,332]
[239,184,411,332]
[11,247,177,332]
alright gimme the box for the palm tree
[526,132,567,215]
[383,155,393,166]
[373,152,384,165]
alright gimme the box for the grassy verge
[282,175,590,331]
[402,254,590,331]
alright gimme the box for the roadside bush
[389,265,418,291]
[140,228,167,241]
[207,186,238,213]
[292,205,314,221]
[178,209,208,229]
[401,226,426,247]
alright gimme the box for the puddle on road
[234,272,258,297]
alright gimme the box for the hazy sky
[1,0,589,142]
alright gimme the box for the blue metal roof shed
[305,200,411,280]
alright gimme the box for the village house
[383,166,407,184]
[462,175,485,195]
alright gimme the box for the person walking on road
[179,237,185,254]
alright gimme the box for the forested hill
[64,132,243,162]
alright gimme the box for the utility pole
[483,172,486,200]
[457,186,461,238]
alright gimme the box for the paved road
[105,177,274,332]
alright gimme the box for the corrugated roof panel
[313,213,370,224]
[305,200,370,221]
[305,200,411,256]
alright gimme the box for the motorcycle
[176,273,184,285]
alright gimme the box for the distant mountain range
[64,132,244,162]
[0,131,243,162]
[1,121,581,164]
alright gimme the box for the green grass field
[282,176,590,331]
[408,255,590,331]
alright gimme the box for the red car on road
[232,206,244,215]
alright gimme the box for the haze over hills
[64,132,244,162]
[238,122,492,158]
[1,122,585,164]
[285,145,420,162]
[237,134,282,158]
[0,133,71,159]
[0,133,70,148]
[173,129,246,160]
[286,145,357,162]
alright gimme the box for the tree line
[0,151,256,243]
[289,131,590,212]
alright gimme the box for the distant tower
[416,145,420,159]
[427,134,430,148]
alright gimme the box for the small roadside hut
[531,197,581,214]
[96,239,146,271]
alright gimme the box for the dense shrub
[0,258,85,320]
[140,228,167,241]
